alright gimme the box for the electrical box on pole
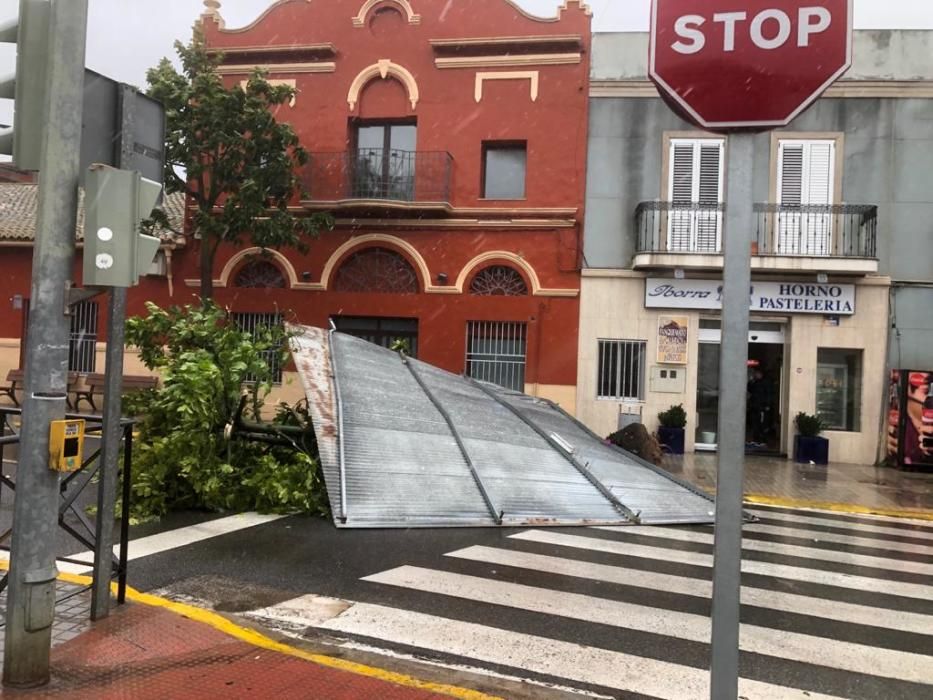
[0,0,52,170]
[82,165,162,288]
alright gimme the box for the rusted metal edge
[401,354,503,525]
[327,329,348,523]
[466,377,640,524]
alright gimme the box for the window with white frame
[667,138,724,253]
[465,321,527,392]
[597,340,646,401]
[776,139,836,255]
[232,312,284,384]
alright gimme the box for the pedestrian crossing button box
[49,419,85,472]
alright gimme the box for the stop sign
[649,0,852,130]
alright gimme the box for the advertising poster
[657,316,688,365]
[889,370,933,469]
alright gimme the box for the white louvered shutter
[668,139,724,252]
[668,142,695,252]
[778,141,834,255]
[696,142,723,252]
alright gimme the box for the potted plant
[657,404,687,455]
[794,412,829,465]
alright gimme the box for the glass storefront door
[695,342,721,449]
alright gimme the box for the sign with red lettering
[649,1,853,130]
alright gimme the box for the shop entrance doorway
[695,320,786,454]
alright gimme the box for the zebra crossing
[249,505,933,699]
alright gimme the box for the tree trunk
[199,236,214,301]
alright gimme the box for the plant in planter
[657,404,688,455]
[794,411,829,465]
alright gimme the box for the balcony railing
[634,201,879,260]
[754,204,878,258]
[635,201,725,255]
[302,149,452,204]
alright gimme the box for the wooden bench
[0,369,24,407]
[73,374,159,413]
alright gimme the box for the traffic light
[0,0,52,170]
[83,165,162,288]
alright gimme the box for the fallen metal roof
[289,325,716,529]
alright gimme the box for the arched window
[469,265,529,296]
[333,247,419,294]
[233,259,287,289]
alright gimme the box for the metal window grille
[597,340,647,401]
[331,316,419,357]
[465,321,527,392]
[69,301,99,373]
[232,312,283,384]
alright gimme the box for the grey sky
[2,0,933,127]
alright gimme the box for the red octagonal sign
[650,0,853,130]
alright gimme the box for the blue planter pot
[794,435,829,465]
[658,426,685,455]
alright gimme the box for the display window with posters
[888,370,933,469]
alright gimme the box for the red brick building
[0,0,592,411]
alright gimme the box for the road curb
[744,494,933,522]
[0,564,501,700]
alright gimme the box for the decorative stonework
[475,71,539,103]
[333,248,420,294]
[353,0,421,27]
[347,59,420,111]
[470,266,529,296]
[201,0,225,28]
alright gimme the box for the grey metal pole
[91,85,137,620]
[3,0,89,688]
[709,132,755,700]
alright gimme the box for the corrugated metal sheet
[288,325,716,528]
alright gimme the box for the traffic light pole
[90,86,138,620]
[709,133,754,700]
[3,0,89,688]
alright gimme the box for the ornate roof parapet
[201,0,225,29]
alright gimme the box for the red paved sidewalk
[0,604,463,699]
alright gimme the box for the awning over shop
[289,325,716,529]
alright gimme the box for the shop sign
[658,316,689,364]
[645,278,855,315]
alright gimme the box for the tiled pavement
[661,452,933,515]
[0,581,93,668]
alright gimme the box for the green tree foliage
[124,302,329,521]
[146,31,331,298]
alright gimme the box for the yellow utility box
[49,419,85,472]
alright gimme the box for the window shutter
[778,141,834,255]
[669,142,695,252]
[777,143,805,253]
[696,142,723,252]
[806,142,833,206]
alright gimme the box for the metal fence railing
[634,201,725,254]
[465,321,528,392]
[754,203,878,258]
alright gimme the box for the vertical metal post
[117,424,132,604]
[91,85,137,620]
[3,0,89,688]
[709,133,754,700]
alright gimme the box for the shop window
[816,348,863,432]
[232,312,284,384]
[482,142,526,200]
[333,247,419,294]
[597,339,646,401]
[469,266,529,296]
[332,316,419,357]
[69,301,99,374]
[465,321,527,392]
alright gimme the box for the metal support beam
[3,0,89,688]
[709,133,755,700]
[401,355,502,524]
[467,378,639,523]
[327,330,348,523]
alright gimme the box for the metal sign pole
[90,85,137,620]
[709,133,755,699]
[2,0,89,688]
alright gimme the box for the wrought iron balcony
[754,204,878,258]
[634,201,879,260]
[634,201,726,255]
[302,149,452,206]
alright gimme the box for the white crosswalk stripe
[752,507,933,540]
[248,507,933,699]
